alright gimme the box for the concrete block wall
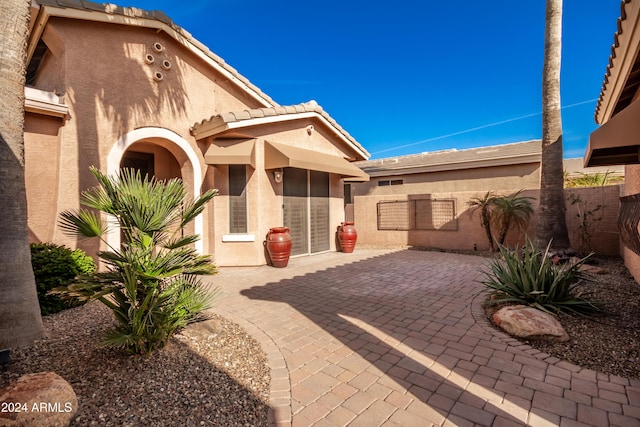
[353,185,621,256]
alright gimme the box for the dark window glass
[229,165,247,233]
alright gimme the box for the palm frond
[59,166,219,355]
[180,189,218,228]
[59,209,107,238]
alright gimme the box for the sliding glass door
[283,168,330,255]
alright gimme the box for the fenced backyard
[351,185,622,255]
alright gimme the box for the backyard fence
[353,185,621,255]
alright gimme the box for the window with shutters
[229,165,248,233]
[377,198,457,231]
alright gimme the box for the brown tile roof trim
[32,0,277,108]
[191,101,370,160]
[356,140,541,176]
[595,0,633,123]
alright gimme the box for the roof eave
[596,0,640,124]
[192,112,370,161]
[361,153,542,177]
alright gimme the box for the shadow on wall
[241,250,545,425]
[356,186,621,255]
[33,23,191,254]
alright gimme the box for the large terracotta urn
[338,222,357,253]
[266,227,292,268]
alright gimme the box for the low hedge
[30,243,96,315]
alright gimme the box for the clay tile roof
[232,111,252,121]
[262,108,278,117]
[595,0,633,123]
[191,101,369,159]
[356,140,541,176]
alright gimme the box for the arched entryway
[120,142,182,182]
[107,127,204,253]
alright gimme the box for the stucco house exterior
[23,0,369,266]
[585,0,640,280]
[350,141,621,254]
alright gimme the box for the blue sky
[122,1,620,160]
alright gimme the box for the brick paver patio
[206,249,640,426]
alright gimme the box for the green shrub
[30,243,96,315]
[52,167,219,355]
[481,239,600,315]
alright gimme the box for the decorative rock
[0,372,78,427]
[578,264,608,275]
[492,305,570,342]
[569,257,608,275]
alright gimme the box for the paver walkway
[206,249,640,426]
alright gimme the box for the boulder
[0,372,77,427]
[492,305,569,342]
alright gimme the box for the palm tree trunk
[481,207,495,251]
[0,0,44,348]
[534,0,571,250]
[498,218,511,246]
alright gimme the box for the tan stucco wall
[353,163,540,197]
[354,186,620,256]
[209,124,349,266]
[25,19,246,262]
[24,113,64,243]
[25,17,358,266]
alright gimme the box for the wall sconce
[273,169,283,183]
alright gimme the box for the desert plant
[491,190,534,246]
[30,243,96,315]
[481,239,600,315]
[567,192,604,254]
[468,191,534,250]
[468,191,497,251]
[564,170,623,188]
[52,167,219,355]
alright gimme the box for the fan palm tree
[468,191,497,251]
[54,167,219,355]
[491,191,535,246]
[535,0,571,249]
[0,0,45,349]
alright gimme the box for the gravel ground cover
[483,255,640,380]
[0,303,270,426]
[520,256,640,380]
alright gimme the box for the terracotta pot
[338,222,357,253]
[266,227,292,267]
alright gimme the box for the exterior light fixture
[274,169,283,183]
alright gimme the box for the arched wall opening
[107,127,204,253]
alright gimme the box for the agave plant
[53,167,220,355]
[481,239,600,315]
